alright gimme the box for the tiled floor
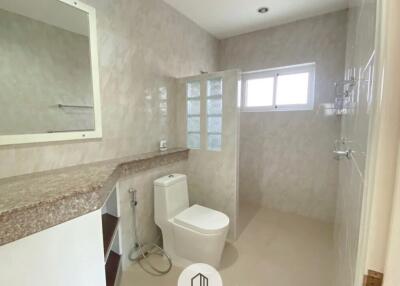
[120,202,334,286]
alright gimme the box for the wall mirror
[0,0,102,146]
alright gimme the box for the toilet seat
[174,204,229,235]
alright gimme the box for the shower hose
[128,189,172,276]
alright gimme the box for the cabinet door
[0,210,106,286]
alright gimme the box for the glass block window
[207,78,223,151]
[187,81,201,149]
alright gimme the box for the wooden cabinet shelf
[102,213,119,259]
[102,186,121,286]
[105,251,121,286]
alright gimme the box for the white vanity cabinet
[0,185,122,286]
[0,210,106,286]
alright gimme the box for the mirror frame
[0,0,102,146]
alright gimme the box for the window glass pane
[187,116,200,132]
[187,99,200,115]
[208,134,222,151]
[246,77,274,107]
[187,80,202,149]
[188,133,200,149]
[207,116,222,133]
[207,99,222,115]
[276,73,309,105]
[207,78,223,97]
[187,81,200,98]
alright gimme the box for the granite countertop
[0,148,189,246]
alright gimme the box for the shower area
[176,1,378,285]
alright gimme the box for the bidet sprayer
[128,188,138,207]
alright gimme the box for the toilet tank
[154,174,189,224]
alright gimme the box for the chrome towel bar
[58,104,94,109]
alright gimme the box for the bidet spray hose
[127,188,172,276]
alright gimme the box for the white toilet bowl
[154,174,229,269]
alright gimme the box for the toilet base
[162,221,228,269]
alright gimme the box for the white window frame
[0,0,103,146]
[241,63,316,112]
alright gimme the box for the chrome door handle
[333,149,352,159]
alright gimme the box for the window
[242,63,315,112]
[186,77,224,151]
[186,81,201,149]
[207,78,223,151]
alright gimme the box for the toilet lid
[174,204,230,235]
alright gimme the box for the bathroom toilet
[154,174,229,269]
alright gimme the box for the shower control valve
[333,149,352,160]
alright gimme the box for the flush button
[168,174,174,178]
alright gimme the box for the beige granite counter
[0,148,188,246]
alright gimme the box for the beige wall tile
[176,70,241,240]
[219,10,348,223]
[333,0,377,285]
[118,160,188,270]
[0,0,218,179]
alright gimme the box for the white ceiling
[163,0,348,39]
